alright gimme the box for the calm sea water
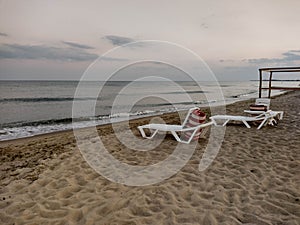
[0,80,291,141]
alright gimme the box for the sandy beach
[0,91,299,225]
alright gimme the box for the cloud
[62,41,94,49]
[248,50,300,64]
[200,23,208,29]
[99,56,128,61]
[219,59,235,63]
[0,43,129,62]
[0,32,8,37]
[0,44,98,61]
[102,35,151,49]
[103,35,135,46]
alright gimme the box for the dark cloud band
[103,35,135,46]
[248,50,300,64]
[62,41,94,49]
[0,32,8,37]
[0,43,129,62]
[0,44,97,61]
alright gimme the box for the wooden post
[268,71,273,98]
[259,69,262,98]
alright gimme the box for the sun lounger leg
[242,120,251,128]
[171,131,183,143]
[171,131,192,144]
[257,118,268,130]
[138,127,146,138]
[138,127,159,139]
[223,119,230,127]
[211,119,218,126]
[268,118,277,126]
[211,118,229,127]
[148,129,159,139]
[279,111,284,120]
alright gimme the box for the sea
[0,80,296,141]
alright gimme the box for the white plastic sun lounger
[243,98,284,120]
[210,110,278,130]
[138,108,214,144]
[244,110,284,120]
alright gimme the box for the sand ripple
[0,92,299,224]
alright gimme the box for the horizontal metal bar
[261,87,300,90]
[259,67,300,72]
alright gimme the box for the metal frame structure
[258,67,300,98]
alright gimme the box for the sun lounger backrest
[183,108,206,141]
[182,107,198,127]
[255,98,270,110]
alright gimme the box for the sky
[0,0,300,81]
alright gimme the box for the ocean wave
[0,109,167,141]
[0,97,96,103]
[0,109,164,129]
[164,90,206,94]
[231,90,258,98]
